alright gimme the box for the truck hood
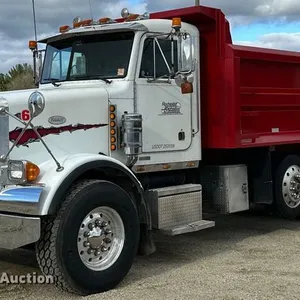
[0,86,110,163]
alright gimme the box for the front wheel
[274,155,300,220]
[36,179,140,295]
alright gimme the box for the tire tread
[36,179,104,295]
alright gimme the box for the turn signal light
[126,14,140,21]
[99,17,115,24]
[109,105,117,151]
[25,162,40,182]
[110,129,116,135]
[172,17,182,29]
[59,25,70,33]
[73,18,92,28]
[28,40,37,51]
[181,82,193,94]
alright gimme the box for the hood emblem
[48,116,66,125]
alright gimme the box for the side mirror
[178,33,195,74]
[36,50,44,83]
[173,33,195,94]
[29,40,44,87]
[28,91,45,118]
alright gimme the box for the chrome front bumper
[0,213,40,249]
[0,185,43,249]
[0,185,43,215]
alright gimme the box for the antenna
[31,0,38,41]
[195,0,200,5]
[88,0,94,20]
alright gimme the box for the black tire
[274,154,300,220]
[35,179,140,295]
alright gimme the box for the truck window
[47,48,86,80]
[40,31,134,84]
[45,47,71,80]
[139,38,178,79]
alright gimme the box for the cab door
[135,34,193,153]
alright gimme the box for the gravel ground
[0,208,300,300]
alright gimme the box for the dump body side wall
[233,45,300,147]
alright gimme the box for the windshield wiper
[69,75,112,84]
[43,78,61,87]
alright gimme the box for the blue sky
[1,0,300,73]
[232,22,300,42]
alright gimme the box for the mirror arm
[31,47,44,88]
[32,49,38,87]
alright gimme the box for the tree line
[0,63,36,91]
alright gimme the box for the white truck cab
[0,8,213,295]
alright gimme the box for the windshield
[40,31,135,84]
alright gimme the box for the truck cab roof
[39,18,199,45]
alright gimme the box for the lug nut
[88,248,94,254]
[88,223,95,230]
[104,238,111,244]
[101,246,108,252]
[105,229,112,235]
[95,250,101,256]
[101,221,108,227]
[84,241,90,247]
[95,219,102,226]
[84,231,90,237]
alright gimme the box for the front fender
[37,153,145,216]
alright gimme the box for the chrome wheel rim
[77,206,125,271]
[282,165,300,209]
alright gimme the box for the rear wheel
[36,179,140,295]
[274,155,300,220]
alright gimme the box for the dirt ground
[0,208,300,300]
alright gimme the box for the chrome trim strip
[132,161,199,173]
[0,186,43,215]
[0,214,40,249]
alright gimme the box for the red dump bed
[152,5,300,149]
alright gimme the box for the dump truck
[0,4,300,295]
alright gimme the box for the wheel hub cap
[282,165,300,208]
[77,206,125,271]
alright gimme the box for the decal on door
[9,123,108,147]
[159,102,182,116]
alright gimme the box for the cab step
[145,184,215,235]
[159,220,215,236]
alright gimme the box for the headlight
[8,160,40,182]
[8,161,24,180]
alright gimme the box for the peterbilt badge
[48,116,66,125]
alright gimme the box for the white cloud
[0,0,146,74]
[236,32,300,51]
[1,0,300,73]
